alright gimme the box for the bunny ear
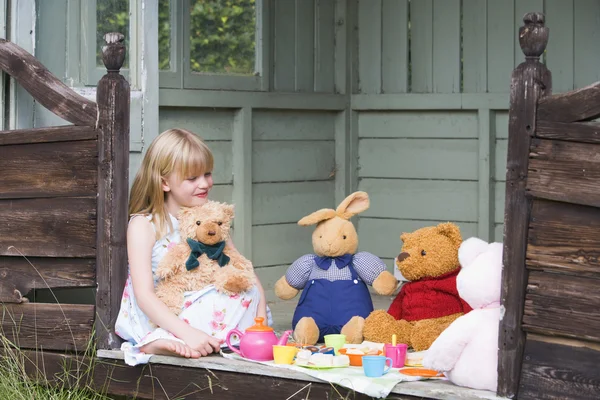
[298,209,337,226]
[336,191,370,220]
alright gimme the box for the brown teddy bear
[362,222,472,351]
[274,191,398,345]
[155,201,256,315]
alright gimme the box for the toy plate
[399,368,443,377]
[295,363,349,370]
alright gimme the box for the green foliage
[96,0,257,75]
[189,0,256,75]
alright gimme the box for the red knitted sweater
[387,267,472,321]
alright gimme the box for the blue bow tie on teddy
[314,254,353,270]
[185,238,230,271]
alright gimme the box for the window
[159,0,268,91]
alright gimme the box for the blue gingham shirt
[285,252,386,289]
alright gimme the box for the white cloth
[115,214,272,366]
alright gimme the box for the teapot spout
[276,330,293,346]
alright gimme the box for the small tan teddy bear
[155,201,256,315]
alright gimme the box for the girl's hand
[181,327,221,356]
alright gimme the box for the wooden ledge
[98,349,505,400]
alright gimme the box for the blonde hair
[129,128,214,239]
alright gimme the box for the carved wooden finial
[519,12,548,60]
[101,32,126,72]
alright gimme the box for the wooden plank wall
[0,126,98,352]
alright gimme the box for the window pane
[189,0,256,75]
[96,0,130,68]
[159,0,172,71]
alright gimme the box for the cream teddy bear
[422,237,503,392]
[155,201,256,315]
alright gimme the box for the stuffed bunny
[274,191,398,345]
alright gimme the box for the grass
[0,335,113,399]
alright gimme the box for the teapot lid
[245,317,273,332]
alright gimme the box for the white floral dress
[115,214,273,366]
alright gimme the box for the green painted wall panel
[381,0,409,93]
[252,223,313,267]
[494,224,504,243]
[495,111,509,139]
[358,138,479,180]
[252,141,335,182]
[494,181,506,224]
[253,110,336,140]
[274,0,296,92]
[495,139,508,182]
[462,0,488,93]
[410,0,433,93]
[159,108,234,140]
[252,181,335,225]
[545,0,574,93]
[211,184,233,203]
[358,217,478,259]
[314,0,335,93]
[206,141,233,184]
[295,0,315,92]
[432,0,461,93]
[574,0,600,89]
[357,0,382,94]
[358,179,479,222]
[358,111,478,138]
[487,0,514,93]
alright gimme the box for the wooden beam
[0,139,98,199]
[0,303,94,351]
[477,108,493,241]
[526,199,600,278]
[0,257,95,303]
[0,126,97,145]
[0,197,97,258]
[536,120,600,144]
[0,39,98,126]
[519,336,600,399]
[524,271,600,342]
[527,139,600,208]
[95,33,130,351]
[537,81,600,123]
[497,12,552,398]
[20,351,420,400]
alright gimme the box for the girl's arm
[226,237,268,320]
[128,217,220,355]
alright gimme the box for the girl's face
[162,171,214,209]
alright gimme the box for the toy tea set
[226,319,439,378]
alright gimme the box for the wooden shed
[1,1,600,399]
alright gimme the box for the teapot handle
[226,328,244,357]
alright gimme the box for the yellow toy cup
[273,345,297,364]
[324,334,346,355]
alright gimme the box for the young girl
[115,128,271,366]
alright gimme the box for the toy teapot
[225,317,293,361]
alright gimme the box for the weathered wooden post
[95,32,130,350]
[497,12,552,398]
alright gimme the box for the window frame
[159,0,270,91]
